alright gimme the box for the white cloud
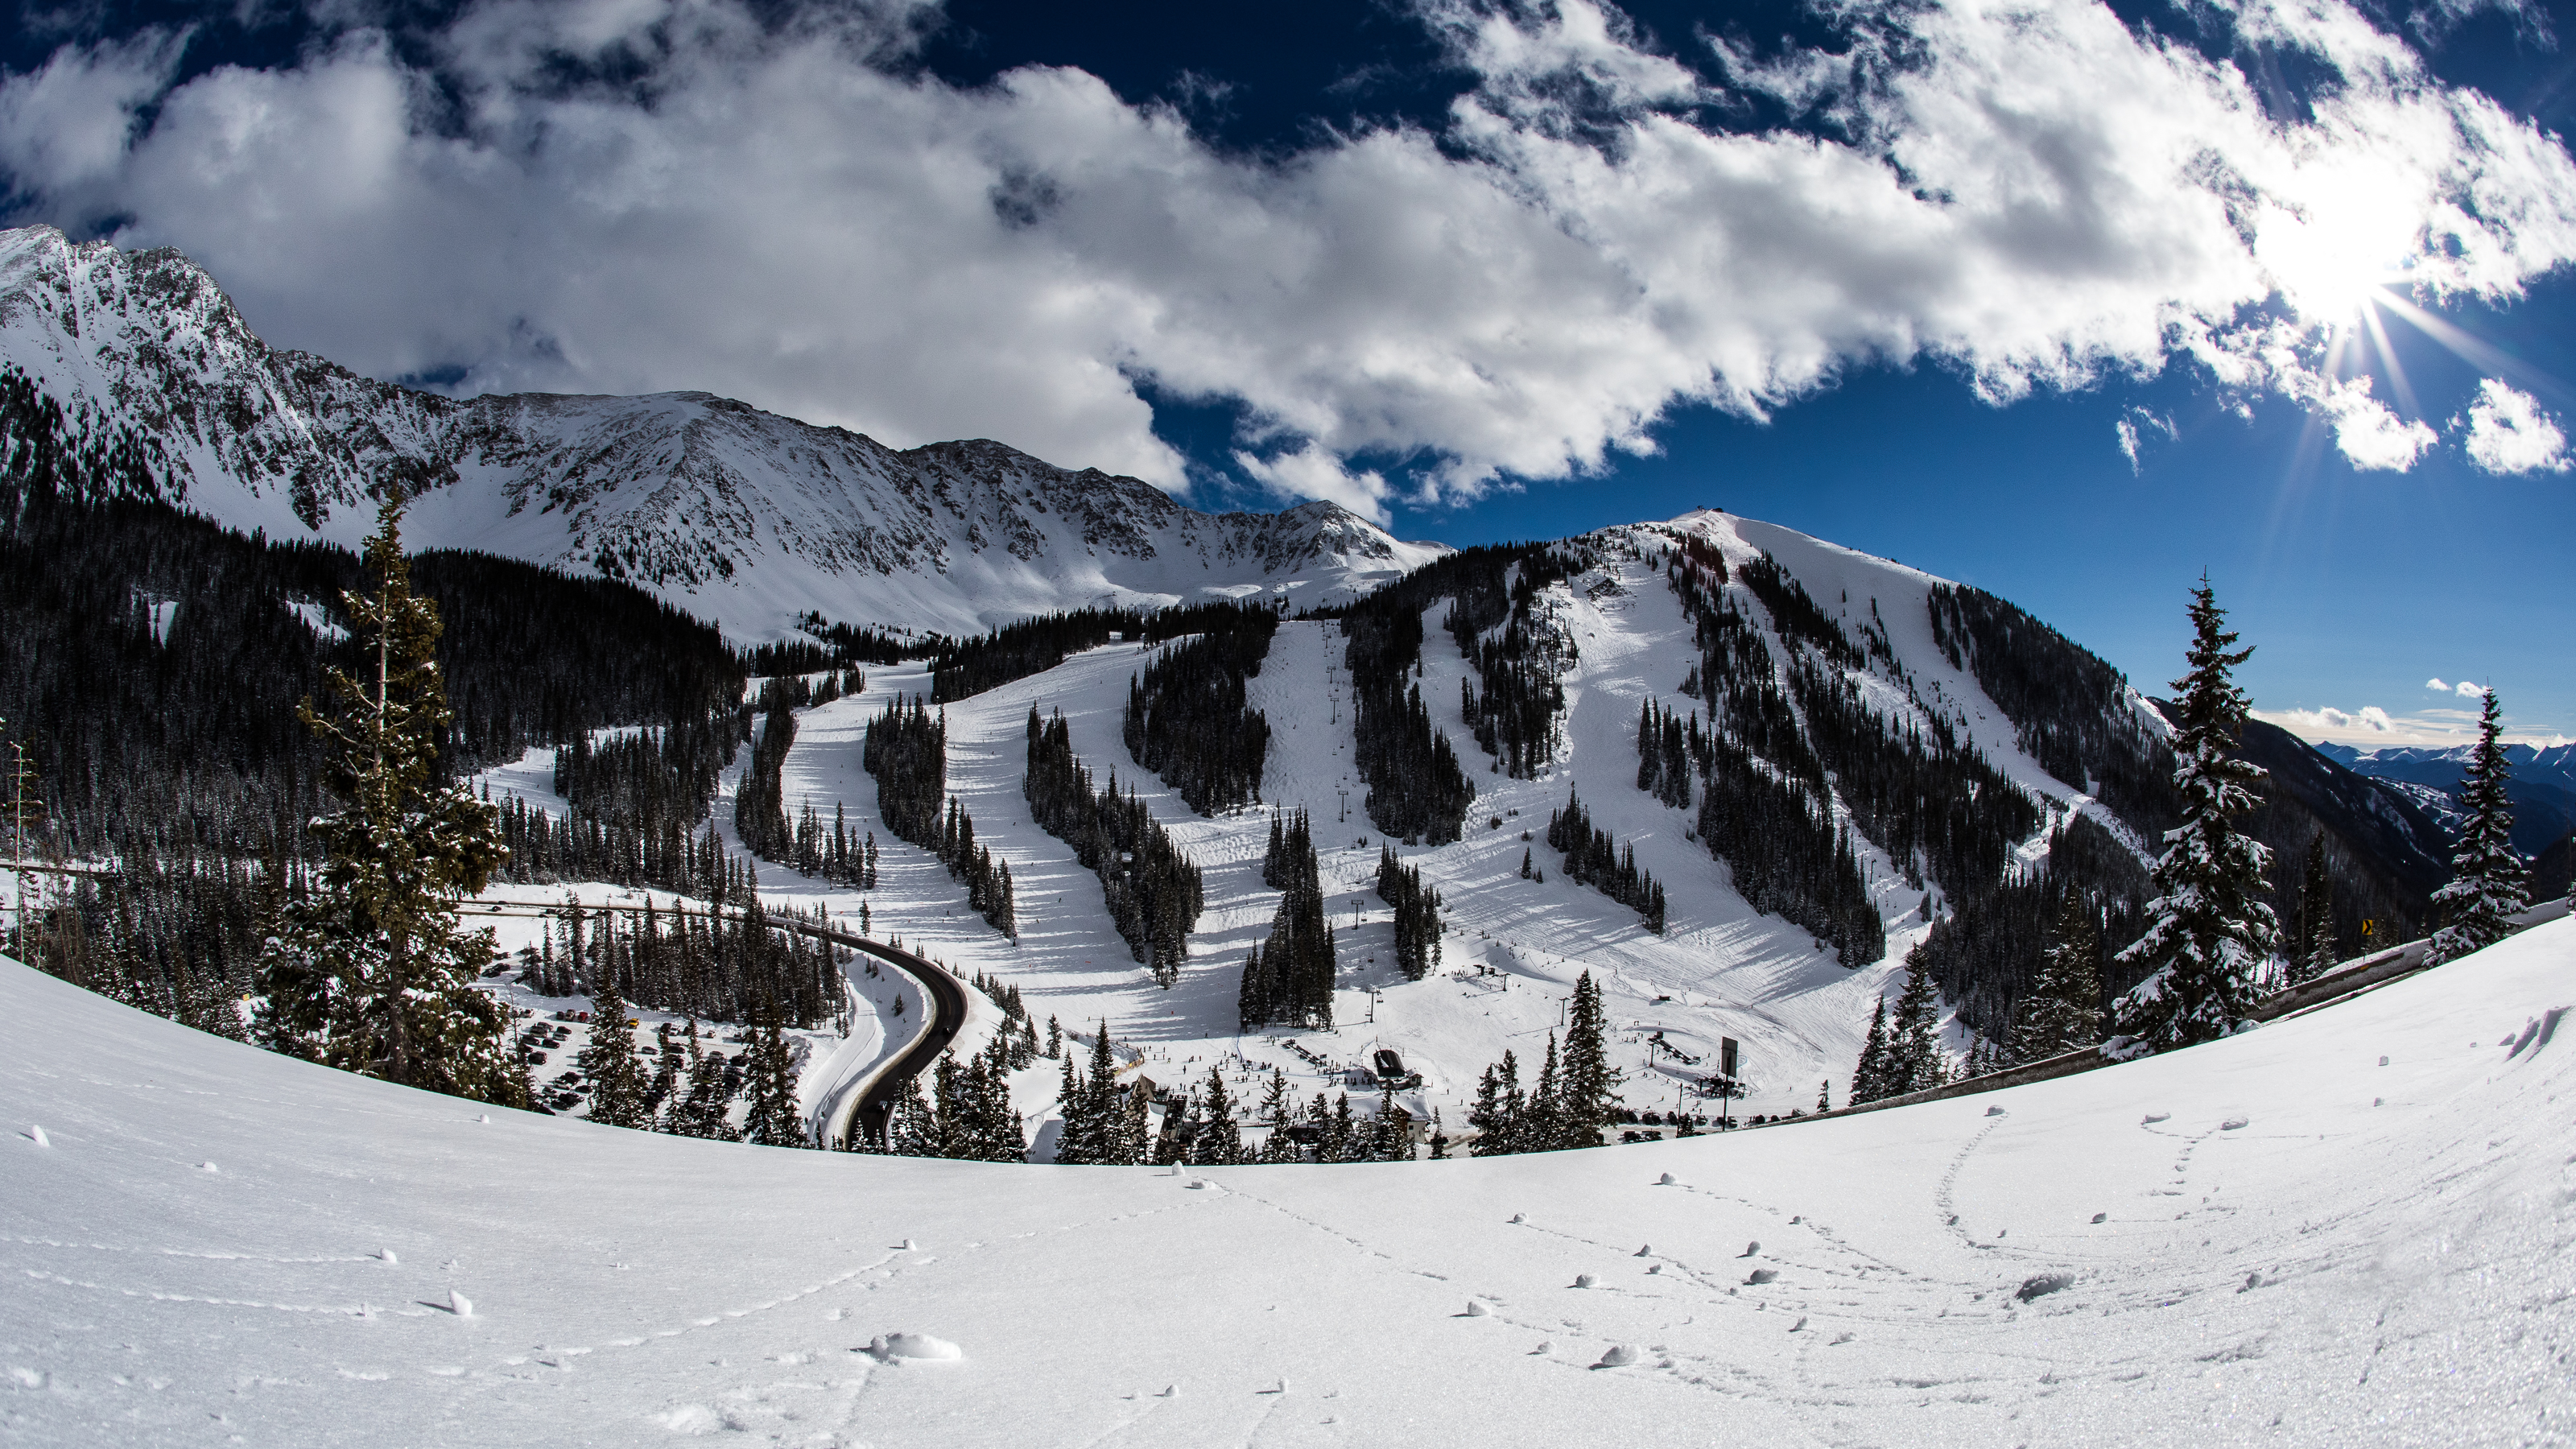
[2,0,2573,504]
[1233,443,1396,523]
[2425,676,2490,696]
[2257,704,2469,747]
[2456,378,2570,474]
[2316,376,2438,471]
[2115,406,2173,471]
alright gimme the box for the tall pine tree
[2004,894,2102,1065]
[2292,832,2338,985]
[2428,688,2527,964]
[253,494,526,1108]
[2114,578,2277,1049]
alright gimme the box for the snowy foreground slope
[8,923,2570,1448]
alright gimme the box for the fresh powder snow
[4,919,2570,1445]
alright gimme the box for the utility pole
[4,728,43,963]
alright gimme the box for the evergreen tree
[252,495,526,1108]
[1885,954,1947,1095]
[739,1007,806,1147]
[1850,997,1893,1104]
[666,1019,739,1139]
[2005,894,2103,1065]
[1467,1051,1523,1155]
[2428,688,2527,965]
[576,982,651,1128]
[1052,1051,1092,1164]
[644,1021,681,1116]
[2114,579,2277,1049]
[1555,971,1621,1146]
[1191,1063,1245,1165]
[1257,1068,1298,1162]
[2293,832,2338,985]
[1521,1034,1565,1150]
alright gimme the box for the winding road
[464,898,972,1149]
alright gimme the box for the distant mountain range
[2314,741,2576,860]
[0,221,2518,1042]
[0,225,1447,640]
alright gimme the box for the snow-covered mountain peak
[0,225,1449,639]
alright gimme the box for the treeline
[931,607,1148,703]
[1905,814,2147,1039]
[1543,788,1668,934]
[1024,708,1205,985]
[1786,658,2041,900]
[568,982,807,1146]
[510,898,854,1031]
[1374,846,1443,980]
[861,697,1015,939]
[1122,604,1277,814]
[734,688,799,861]
[879,1032,1028,1161]
[1657,548,1890,964]
[1464,972,1620,1154]
[1443,546,1584,778]
[791,611,941,665]
[491,798,750,899]
[1926,583,2176,835]
[0,360,174,510]
[1239,809,1336,1029]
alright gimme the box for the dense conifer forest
[1374,845,1444,980]
[0,394,749,1019]
[1544,787,1668,934]
[1240,809,1335,1028]
[510,898,853,1033]
[1905,814,2149,1038]
[861,696,1014,938]
[1325,548,1551,843]
[931,607,1149,703]
[1657,551,1885,964]
[1442,545,1585,779]
[1024,708,1206,983]
[1121,602,1277,814]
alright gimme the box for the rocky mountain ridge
[0,225,1446,638]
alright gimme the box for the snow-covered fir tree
[2005,894,2103,1065]
[253,495,526,1108]
[2114,579,2277,1049]
[1190,1064,1245,1165]
[576,983,651,1129]
[1883,954,1948,1095]
[663,1019,739,1139]
[1850,997,1896,1105]
[739,1009,806,1147]
[2427,688,2526,964]
[1556,971,1621,1146]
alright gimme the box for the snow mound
[874,1332,963,1362]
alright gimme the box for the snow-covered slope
[621,513,2158,1150]
[6,919,2570,1447]
[0,226,1447,638]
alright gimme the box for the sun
[2254,170,2425,326]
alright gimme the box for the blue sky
[4,0,2574,742]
